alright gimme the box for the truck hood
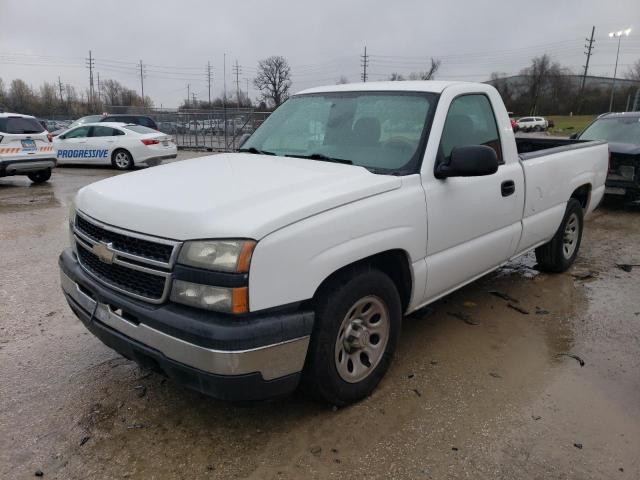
[608,142,640,156]
[75,153,401,240]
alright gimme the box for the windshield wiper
[238,146,276,155]
[285,152,353,165]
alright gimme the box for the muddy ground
[1,157,639,479]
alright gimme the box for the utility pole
[233,59,242,107]
[223,53,227,148]
[57,76,64,103]
[187,84,190,108]
[86,50,95,107]
[139,60,145,106]
[578,26,595,112]
[206,61,213,105]
[360,46,369,82]
[245,78,249,101]
[96,72,101,105]
[192,92,197,106]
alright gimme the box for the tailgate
[0,134,54,157]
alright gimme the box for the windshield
[580,116,640,144]
[68,115,103,129]
[241,91,438,174]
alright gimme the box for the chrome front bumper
[60,269,310,381]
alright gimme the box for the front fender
[248,175,428,312]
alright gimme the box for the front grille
[78,245,166,300]
[76,214,174,263]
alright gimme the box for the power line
[361,46,369,82]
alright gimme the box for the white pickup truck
[59,81,608,405]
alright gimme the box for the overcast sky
[1,0,639,108]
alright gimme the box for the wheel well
[571,184,591,210]
[312,250,413,313]
[111,148,131,160]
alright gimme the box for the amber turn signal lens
[237,241,256,273]
[232,287,249,314]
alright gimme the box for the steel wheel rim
[115,152,129,168]
[562,213,579,258]
[334,295,390,383]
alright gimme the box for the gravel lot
[1,153,639,479]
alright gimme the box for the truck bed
[516,136,604,159]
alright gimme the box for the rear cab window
[0,117,46,134]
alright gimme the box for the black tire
[27,168,52,184]
[302,268,402,406]
[534,125,542,132]
[111,149,134,170]
[535,198,584,272]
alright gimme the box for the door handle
[501,180,515,197]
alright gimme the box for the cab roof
[295,80,470,96]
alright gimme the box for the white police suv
[54,122,177,170]
[0,113,56,183]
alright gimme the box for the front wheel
[27,168,52,184]
[535,198,584,272]
[112,150,133,170]
[302,268,402,406]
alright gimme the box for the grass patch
[546,115,596,136]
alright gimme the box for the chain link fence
[104,106,270,151]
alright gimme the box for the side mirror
[569,133,578,140]
[237,133,251,148]
[435,145,499,179]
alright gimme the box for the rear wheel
[112,149,133,170]
[27,168,51,184]
[535,198,584,272]
[302,268,402,406]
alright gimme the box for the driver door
[422,93,524,301]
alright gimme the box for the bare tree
[8,79,35,112]
[389,72,405,81]
[413,57,441,80]
[336,76,350,84]
[626,59,640,81]
[254,56,292,107]
[0,78,6,108]
[520,54,562,115]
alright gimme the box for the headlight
[178,240,256,272]
[170,280,248,314]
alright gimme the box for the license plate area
[21,139,36,151]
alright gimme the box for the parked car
[54,122,176,170]
[516,116,548,132]
[0,113,56,183]
[52,115,159,137]
[100,114,158,131]
[59,81,608,405]
[572,111,640,200]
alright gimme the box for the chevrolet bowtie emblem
[92,242,115,264]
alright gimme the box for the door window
[64,126,91,139]
[439,94,502,163]
[91,126,120,137]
